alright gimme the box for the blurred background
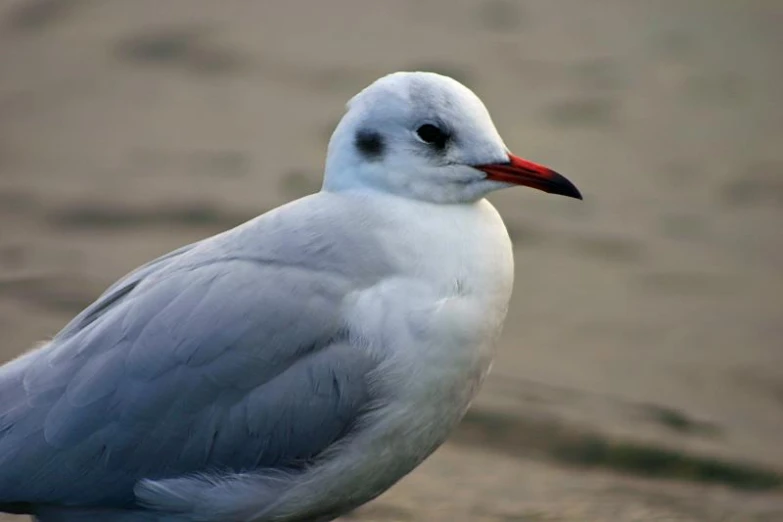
[1,1,782,520]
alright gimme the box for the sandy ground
[1,1,782,520]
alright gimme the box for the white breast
[341,194,514,464]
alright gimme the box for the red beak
[475,153,582,200]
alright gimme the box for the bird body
[0,72,579,521]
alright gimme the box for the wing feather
[0,257,376,509]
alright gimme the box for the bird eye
[416,124,449,150]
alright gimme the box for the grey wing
[56,240,200,339]
[0,259,377,510]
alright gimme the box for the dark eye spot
[416,124,450,150]
[354,130,385,161]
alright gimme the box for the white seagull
[0,72,581,522]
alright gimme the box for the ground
[1,1,782,520]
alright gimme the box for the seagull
[0,72,581,522]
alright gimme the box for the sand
[1,1,782,520]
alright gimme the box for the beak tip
[564,185,583,200]
[549,172,583,200]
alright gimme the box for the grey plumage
[1,194,387,520]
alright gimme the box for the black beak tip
[565,185,583,200]
[550,172,583,200]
